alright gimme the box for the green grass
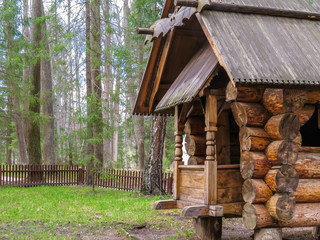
[0,186,194,239]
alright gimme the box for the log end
[243,203,257,230]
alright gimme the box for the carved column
[173,106,184,200]
[204,94,218,205]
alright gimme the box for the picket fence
[0,165,173,194]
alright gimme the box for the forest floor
[0,186,316,239]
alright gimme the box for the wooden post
[193,217,222,240]
[313,227,320,240]
[193,94,222,240]
[204,94,218,205]
[173,106,184,200]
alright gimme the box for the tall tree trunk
[129,42,146,170]
[3,1,29,165]
[91,0,103,167]
[41,1,56,165]
[6,128,13,165]
[142,115,167,195]
[103,0,112,167]
[22,0,30,146]
[112,73,120,163]
[28,0,42,165]
[86,0,94,185]
[12,97,29,164]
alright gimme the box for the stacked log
[242,89,301,227]
[184,117,206,165]
[229,85,320,233]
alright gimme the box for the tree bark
[264,113,300,140]
[265,193,296,221]
[262,88,306,115]
[226,82,264,102]
[265,165,299,192]
[231,102,270,127]
[294,179,320,202]
[239,127,270,151]
[41,1,56,165]
[85,0,94,185]
[142,115,167,195]
[12,97,29,165]
[28,0,42,165]
[295,104,315,126]
[295,152,320,178]
[91,0,103,166]
[242,179,272,204]
[184,117,205,135]
[185,134,206,156]
[22,0,30,147]
[240,151,271,179]
[265,140,298,165]
[102,0,112,166]
[244,203,320,229]
[187,155,205,165]
[254,228,282,240]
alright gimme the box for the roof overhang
[134,0,320,115]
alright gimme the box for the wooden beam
[299,146,320,153]
[153,200,177,210]
[182,205,209,217]
[204,94,218,205]
[176,0,320,20]
[176,200,244,216]
[182,205,223,217]
[204,160,217,205]
[148,31,174,113]
[179,102,193,124]
[209,205,224,217]
[173,106,184,200]
[137,28,154,35]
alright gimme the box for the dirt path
[0,213,316,239]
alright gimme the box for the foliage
[0,186,195,239]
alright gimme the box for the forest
[0,0,175,171]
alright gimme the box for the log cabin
[133,0,320,239]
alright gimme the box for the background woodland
[0,0,175,174]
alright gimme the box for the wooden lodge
[134,0,320,239]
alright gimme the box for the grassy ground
[0,186,195,239]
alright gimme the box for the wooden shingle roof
[133,0,320,114]
[156,43,218,111]
[200,10,320,86]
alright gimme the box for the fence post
[78,167,83,185]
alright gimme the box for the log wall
[227,84,320,230]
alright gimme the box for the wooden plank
[299,146,320,153]
[176,200,244,216]
[216,111,231,164]
[180,172,204,189]
[180,193,205,204]
[178,165,205,171]
[148,31,174,112]
[217,169,243,188]
[204,160,217,205]
[217,164,240,169]
[153,200,177,210]
[182,205,209,217]
[217,187,243,204]
[180,186,205,202]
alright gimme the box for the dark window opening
[300,109,320,147]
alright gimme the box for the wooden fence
[95,169,173,194]
[0,165,173,194]
[0,165,84,187]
